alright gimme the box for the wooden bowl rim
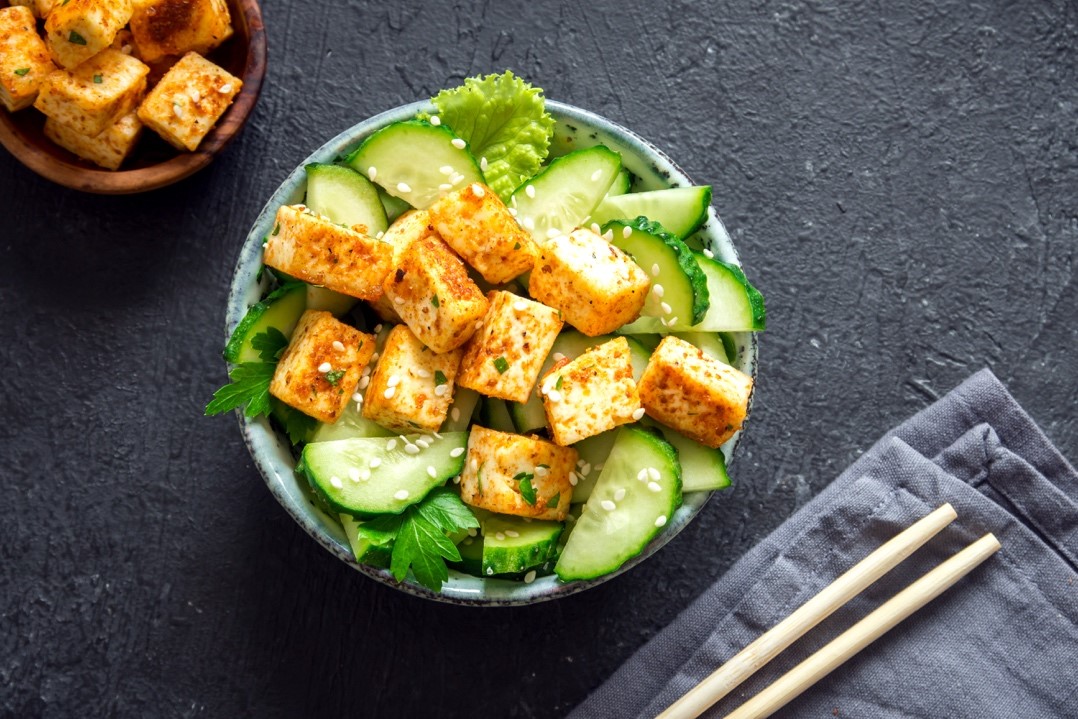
[0,0,267,195]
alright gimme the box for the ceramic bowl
[0,0,266,194]
[226,100,758,605]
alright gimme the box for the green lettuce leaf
[427,71,555,201]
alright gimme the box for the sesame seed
[553,353,566,362]
[632,408,646,421]
[387,374,401,387]
[474,321,483,331]
[648,481,662,493]
[508,207,518,217]
[569,472,579,486]
[581,462,592,476]
[384,386,396,399]
[648,467,661,481]
[480,156,488,171]
[577,458,587,467]
[366,166,377,180]
[513,300,527,311]
[352,392,363,402]
[535,465,548,476]
[590,169,603,182]
[590,223,601,234]
[495,532,506,541]
[668,316,679,325]
[427,466,437,478]
[613,488,626,502]
[651,263,661,277]
[369,458,381,468]
[371,352,380,362]
[439,165,453,176]
[414,368,431,378]
[374,324,384,333]
[318,362,332,373]
[394,490,410,500]
[394,297,405,305]
[546,389,562,403]
[505,530,520,538]
[416,438,430,449]
[524,570,537,584]
[120,44,132,54]
[451,408,461,422]
[487,567,494,575]
[218,83,232,94]
[451,138,466,149]
[330,476,343,489]
[546,227,562,239]
[522,216,535,231]
[404,443,420,455]
[430,115,441,126]
[450,447,465,458]
[655,515,668,527]
[332,340,346,352]
[348,468,361,482]
[435,384,449,396]
[397,182,412,193]
[449,172,465,184]
[702,248,715,258]
[472,184,485,198]
[376,231,384,239]
[172,103,184,119]
[358,376,370,390]
[525,185,536,198]
[471,459,478,472]
[601,500,617,512]
[438,183,452,191]
[189,88,201,102]
[620,225,632,239]
[638,469,649,481]
[661,302,673,315]
[386,439,397,451]
[603,229,614,242]
[652,284,665,298]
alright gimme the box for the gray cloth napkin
[570,369,1078,718]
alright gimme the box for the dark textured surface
[1,1,1074,717]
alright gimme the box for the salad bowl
[226,99,758,605]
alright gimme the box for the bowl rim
[226,99,759,606]
[0,0,267,195]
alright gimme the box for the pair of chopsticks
[657,504,1000,719]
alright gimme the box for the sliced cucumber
[556,426,682,581]
[606,168,632,197]
[304,163,389,235]
[590,187,711,239]
[721,332,739,362]
[305,285,357,316]
[480,514,562,576]
[309,395,394,443]
[378,186,412,223]
[301,432,468,516]
[478,398,516,434]
[570,429,619,503]
[688,253,767,332]
[674,331,729,364]
[223,282,307,363]
[443,387,481,433]
[624,336,651,381]
[340,514,392,568]
[346,120,483,209]
[453,533,484,575]
[510,145,621,243]
[644,420,731,492]
[608,218,709,331]
[509,394,547,434]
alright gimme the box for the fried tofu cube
[457,291,563,403]
[34,49,148,137]
[529,228,650,336]
[8,0,56,18]
[459,426,576,520]
[269,310,376,423]
[361,325,464,433]
[109,28,140,57]
[44,111,142,169]
[0,6,54,111]
[137,51,240,151]
[381,209,434,259]
[44,0,133,70]
[130,0,232,64]
[639,336,753,448]
[264,205,395,302]
[382,234,490,354]
[539,337,641,446]
[428,182,536,285]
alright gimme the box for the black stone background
[2,1,1075,717]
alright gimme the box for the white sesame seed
[318,362,332,373]
[613,488,626,502]
[652,284,665,298]
[486,567,494,575]
[522,216,535,231]
[384,386,396,399]
[601,500,617,512]
[603,229,614,242]
[358,376,370,389]
[329,476,343,489]
[637,469,649,481]
[569,472,579,486]
[369,457,382,468]
[386,439,397,451]
[648,467,661,481]
[414,368,431,379]
[451,408,461,422]
[513,300,527,311]
[505,530,520,538]
[387,374,401,388]
[525,185,536,198]
[535,465,548,476]
[433,431,442,440]
[577,458,586,467]
[632,408,646,421]
[523,570,537,584]
[397,182,412,193]
[188,88,201,102]
[376,231,384,239]
[451,138,467,149]
[553,352,566,362]
[495,532,506,541]
[218,83,232,94]
[439,165,454,176]
[352,392,363,402]
[438,183,452,191]
[427,466,437,478]
[404,443,419,455]
[510,195,517,207]
[581,462,592,476]
[591,169,603,182]
[668,316,679,325]
[332,340,346,352]
[120,44,132,54]
[471,459,478,472]
[655,515,668,527]
[435,384,449,396]
[394,490,410,501]
[661,301,673,315]
[394,296,405,305]
[348,468,361,482]
[416,438,430,449]
[546,389,562,403]
[648,481,662,493]
[651,263,661,277]
[591,223,602,234]
[449,172,465,184]
[371,352,380,361]
[702,248,715,258]
[430,115,441,126]
[374,324,384,333]
[172,102,184,119]
[472,183,485,198]
[450,447,465,458]
[480,156,488,171]
[508,207,518,217]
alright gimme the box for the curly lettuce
[426,71,555,201]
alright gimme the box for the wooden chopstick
[724,533,1001,719]
[657,503,958,719]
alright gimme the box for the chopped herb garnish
[68,30,87,45]
[476,462,485,495]
[513,471,534,482]
[555,375,563,390]
[93,74,102,84]
[513,241,521,250]
[493,356,509,374]
[431,294,440,308]
[434,370,448,386]
[547,492,560,508]
[519,477,537,505]
[14,68,30,77]
[271,222,281,236]
[324,369,346,386]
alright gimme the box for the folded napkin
[570,369,1078,718]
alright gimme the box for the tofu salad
[208,72,766,592]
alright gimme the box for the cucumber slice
[309,396,394,443]
[606,168,632,197]
[624,336,651,381]
[453,533,484,575]
[510,145,621,243]
[570,429,618,503]
[301,432,468,516]
[378,186,412,223]
[556,426,682,581]
[443,387,481,432]
[478,398,516,434]
[644,420,731,492]
[590,187,712,239]
[720,332,739,362]
[608,218,709,330]
[688,253,767,332]
[304,163,389,235]
[673,332,729,363]
[223,282,307,363]
[480,514,562,576]
[345,120,483,209]
[509,394,547,434]
[305,285,357,316]
[339,514,392,568]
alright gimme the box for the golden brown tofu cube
[529,228,650,336]
[382,234,490,354]
[459,426,576,520]
[269,310,376,423]
[457,290,563,404]
[361,325,464,433]
[0,6,54,111]
[44,111,142,169]
[44,0,133,70]
[428,182,536,285]
[136,51,240,151]
[540,337,641,446]
[263,205,395,302]
[109,28,140,58]
[380,209,435,261]
[638,336,753,448]
[34,0,56,18]
[34,49,148,137]
[130,0,232,64]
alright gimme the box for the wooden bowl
[0,0,266,194]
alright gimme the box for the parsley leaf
[270,398,316,445]
[519,477,537,505]
[251,327,288,362]
[205,363,276,417]
[324,369,346,386]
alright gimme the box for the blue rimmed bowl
[225,100,758,605]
